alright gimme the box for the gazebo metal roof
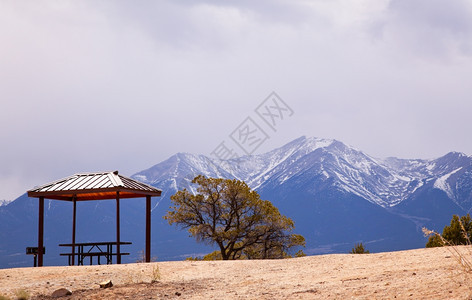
[27,171,161,267]
[27,171,161,200]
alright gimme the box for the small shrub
[294,250,307,257]
[426,214,472,248]
[187,251,224,261]
[350,243,370,254]
[202,250,223,261]
[136,249,145,263]
[151,264,161,282]
[423,226,472,271]
[423,224,472,295]
[185,256,202,261]
[14,289,30,300]
[136,249,157,263]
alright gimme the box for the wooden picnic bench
[59,241,131,266]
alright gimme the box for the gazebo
[27,171,161,267]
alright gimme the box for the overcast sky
[1,0,472,201]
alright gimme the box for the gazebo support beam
[72,196,77,266]
[38,196,44,267]
[146,195,151,263]
[116,192,121,264]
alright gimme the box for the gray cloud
[0,0,471,200]
[370,0,472,59]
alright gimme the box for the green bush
[426,214,472,247]
[350,243,370,254]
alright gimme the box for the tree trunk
[218,242,229,260]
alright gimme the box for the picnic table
[59,241,131,265]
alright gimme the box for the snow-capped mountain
[130,136,472,255]
[2,136,472,268]
[133,136,472,211]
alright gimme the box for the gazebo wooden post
[38,196,44,267]
[146,195,151,263]
[116,191,121,264]
[71,196,77,266]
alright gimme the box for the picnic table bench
[59,241,131,265]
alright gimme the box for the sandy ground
[1,246,472,299]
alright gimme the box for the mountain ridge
[132,136,472,210]
[2,135,472,268]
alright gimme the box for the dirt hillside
[1,246,472,299]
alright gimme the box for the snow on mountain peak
[298,136,335,152]
[132,136,472,209]
[433,167,463,200]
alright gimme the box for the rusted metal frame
[33,194,149,202]
[28,187,162,199]
[38,196,44,267]
[72,195,77,265]
[146,195,151,263]
[116,191,121,264]
[28,172,162,195]
[107,244,112,264]
[31,193,147,202]
[26,194,73,201]
[29,173,162,267]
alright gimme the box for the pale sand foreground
[1,246,472,299]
